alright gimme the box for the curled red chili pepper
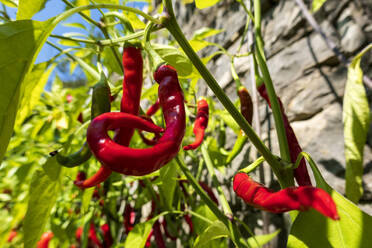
[146,98,160,116]
[258,84,312,186]
[85,65,185,176]
[233,173,339,220]
[183,98,209,150]
[37,231,53,248]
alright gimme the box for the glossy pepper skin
[114,45,143,145]
[37,231,54,248]
[80,112,165,178]
[233,173,339,220]
[75,46,142,188]
[86,65,185,176]
[258,84,312,186]
[183,98,209,150]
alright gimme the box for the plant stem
[162,0,290,187]
[50,34,97,44]
[253,0,292,183]
[201,143,232,215]
[175,156,249,248]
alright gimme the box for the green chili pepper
[226,131,248,164]
[55,73,111,167]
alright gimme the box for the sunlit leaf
[195,0,220,9]
[193,220,229,248]
[124,11,145,30]
[287,152,372,248]
[62,22,86,30]
[75,0,90,17]
[0,19,54,165]
[24,157,62,247]
[192,27,223,40]
[343,44,372,203]
[152,43,193,77]
[189,40,211,53]
[15,62,56,126]
[247,230,280,248]
[124,215,160,248]
[0,0,17,8]
[17,0,47,20]
[311,0,327,12]
[159,161,178,210]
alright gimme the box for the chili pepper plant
[0,0,372,247]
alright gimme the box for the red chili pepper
[237,86,253,125]
[124,204,136,234]
[161,219,177,241]
[184,214,193,233]
[74,45,143,188]
[183,98,209,150]
[114,45,143,145]
[146,98,160,116]
[37,231,54,248]
[257,84,312,186]
[7,230,17,242]
[152,220,166,248]
[100,224,113,247]
[86,65,185,176]
[233,173,339,220]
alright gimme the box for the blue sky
[4,0,147,89]
[5,0,147,62]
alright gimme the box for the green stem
[253,0,293,184]
[50,34,97,44]
[201,143,232,215]
[162,0,289,187]
[175,156,249,248]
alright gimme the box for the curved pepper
[114,45,143,145]
[86,65,185,176]
[258,84,312,186]
[183,98,209,150]
[233,173,339,220]
[138,115,161,146]
[225,131,248,164]
[75,46,143,188]
[78,112,165,179]
[37,231,53,248]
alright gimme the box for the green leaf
[0,0,17,8]
[343,44,372,203]
[159,161,178,210]
[124,11,145,30]
[81,187,94,213]
[247,230,280,248]
[192,27,223,40]
[75,0,90,17]
[195,0,220,9]
[192,204,218,235]
[189,39,211,53]
[311,0,327,12]
[124,215,160,248]
[17,0,47,20]
[152,43,193,77]
[0,19,54,165]
[62,22,86,30]
[94,0,118,3]
[193,220,229,248]
[214,110,240,134]
[287,152,372,248]
[15,62,56,126]
[23,157,62,248]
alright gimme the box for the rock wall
[175,0,372,214]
